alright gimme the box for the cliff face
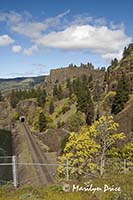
[109,44,133,94]
[46,66,93,84]
[114,96,133,137]
[44,65,105,94]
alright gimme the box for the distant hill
[0,75,46,95]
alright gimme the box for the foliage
[111,58,118,67]
[60,134,70,152]
[46,115,55,129]
[53,84,63,100]
[111,75,129,114]
[58,115,126,179]
[61,102,71,114]
[49,100,55,114]
[39,112,47,132]
[102,91,116,112]
[0,174,133,200]
[58,84,63,100]
[122,142,133,160]
[36,88,47,107]
[75,77,94,125]
[0,130,12,182]
[67,111,85,132]
[13,111,19,121]
[56,101,71,116]
[94,116,125,162]
[123,46,130,59]
[66,78,73,98]
[57,128,100,179]
[9,88,46,108]
[93,81,101,101]
[0,91,3,101]
[57,120,65,128]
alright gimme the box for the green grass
[0,173,132,200]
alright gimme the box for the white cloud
[12,22,46,39]
[0,11,22,23]
[71,15,107,27]
[23,45,38,56]
[0,10,70,40]
[0,10,132,61]
[12,45,22,53]
[0,35,14,46]
[36,25,131,60]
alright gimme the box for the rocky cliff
[108,44,133,93]
[44,64,105,94]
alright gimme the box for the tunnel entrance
[19,116,25,122]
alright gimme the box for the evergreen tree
[111,75,129,114]
[0,91,3,101]
[111,58,118,67]
[53,84,63,100]
[77,86,94,125]
[37,88,46,107]
[123,47,129,58]
[49,100,54,114]
[10,90,19,108]
[73,77,81,95]
[39,112,47,132]
[57,84,63,100]
[53,84,58,98]
[82,74,88,87]
[66,78,73,98]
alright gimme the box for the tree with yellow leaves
[94,116,125,161]
[57,115,125,179]
[57,129,100,179]
[92,116,125,175]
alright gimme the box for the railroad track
[20,122,54,185]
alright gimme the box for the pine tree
[53,84,58,98]
[66,78,73,98]
[111,75,129,114]
[0,91,3,101]
[10,90,19,108]
[77,86,94,125]
[49,100,54,114]
[111,58,118,67]
[39,112,47,132]
[37,88,46,107]
[57,84,63,100]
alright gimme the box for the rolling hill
[0,75,46,95]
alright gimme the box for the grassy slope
[0,173,132,200]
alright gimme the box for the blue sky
[0,0,132,78]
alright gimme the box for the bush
[57,121,65,128]
[61,102,71,114]
[67,111,85,132]
[102,91,116,112]
[13,111,19,121]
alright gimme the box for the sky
[0,0,132,78]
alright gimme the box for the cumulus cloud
[12,45,22,53]
[23,45,38,56]
[0,34,14,46]
[36,25,131,60]
[0,10,132,61]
